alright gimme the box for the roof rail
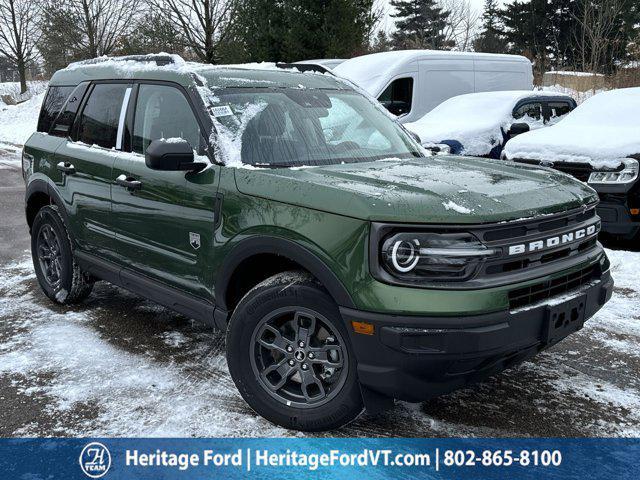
[71,54,183,67]
[276,62,334,75]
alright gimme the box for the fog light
[630,208,639,216]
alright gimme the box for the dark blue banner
[1,438,638,479]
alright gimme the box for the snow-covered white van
[333,50,534,123]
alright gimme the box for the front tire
[31,205,93,304]
[226,271,363,431]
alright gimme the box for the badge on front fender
[189,232,201,250]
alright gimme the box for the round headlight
[390,239,420,272]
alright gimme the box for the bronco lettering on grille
[508,223,599,256]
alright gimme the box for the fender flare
[215,236,356,311]
[25,179,70,231]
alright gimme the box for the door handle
[56,161,76,174]
[115,174,142,191]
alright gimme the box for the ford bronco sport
[23,55,613,431]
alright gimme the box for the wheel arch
[25,179,70,232]
[215,236,356,314]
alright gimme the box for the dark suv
[23,55,613,431]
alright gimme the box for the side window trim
[116,87,133,150]
[70,84,96,142]
[70,81,132,148]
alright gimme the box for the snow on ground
[0,248,638,437]
[0,81,47,103]
[0,83,45,147]
[504,87,640,168]
[542,84,604,105]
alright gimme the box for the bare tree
[67,0,140,58]
[572,0,626,75]
[0,0,39,94]
[439,0,479,51]
[149,0,236,63]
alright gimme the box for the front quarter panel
[214,168,371,308]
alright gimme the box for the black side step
[75,251,216,328]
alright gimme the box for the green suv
[23,55,613,431]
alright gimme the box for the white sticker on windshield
[212,105,234,117]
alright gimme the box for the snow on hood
[504,87,640,168]
[404,91,559,156]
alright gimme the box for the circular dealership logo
[79,442,111,478]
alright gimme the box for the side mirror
[145,139,206,172]
[508,123,530,138]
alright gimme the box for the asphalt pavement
[1,152,639,437]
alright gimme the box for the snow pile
[543,84,604,105]
[0,81,47,103]
[545,71,604,78]
[0,90,45,146]
[504,87,640,168]
[404,91,558,156]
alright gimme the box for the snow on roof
[51,54,346,91]
[504,87,640,168]
[333,50,531,96]
[404,90,564,156]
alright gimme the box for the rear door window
[132,84,202,154]
[513,102,543,120]
[76,83,130,149]
[546,101,574,123]
[37,86,74,133]
[378,77,414,116]
[49,83,89,138]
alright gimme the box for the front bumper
[597,197,639,239]
[341,269,613,402]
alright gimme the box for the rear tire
[226,271,363,431]
[31,205,93,304]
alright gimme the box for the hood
[234,157,598,224]
[504,124,639,169]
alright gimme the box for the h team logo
[79,442,111,478]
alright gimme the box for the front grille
[477,207,599,277]
[508,264,599,310]
[515,159,624,183]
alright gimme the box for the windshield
[207,87,423,167]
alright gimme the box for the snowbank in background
[404,91,559,156]
[504,87,640,168]
[0,81,47,103]
[543,84,604,105]
[0,85,45,146]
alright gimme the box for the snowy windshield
[208,88,423,167]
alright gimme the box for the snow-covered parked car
[405,91,576,158]
[504,87,640,240]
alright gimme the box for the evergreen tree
[220,0,377,63]
[371,30,392,53]
[390,0,453,50]
[499,0,551,74]
[37,2,84,76]
[473,0,507,53]
[117,13,187,58]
